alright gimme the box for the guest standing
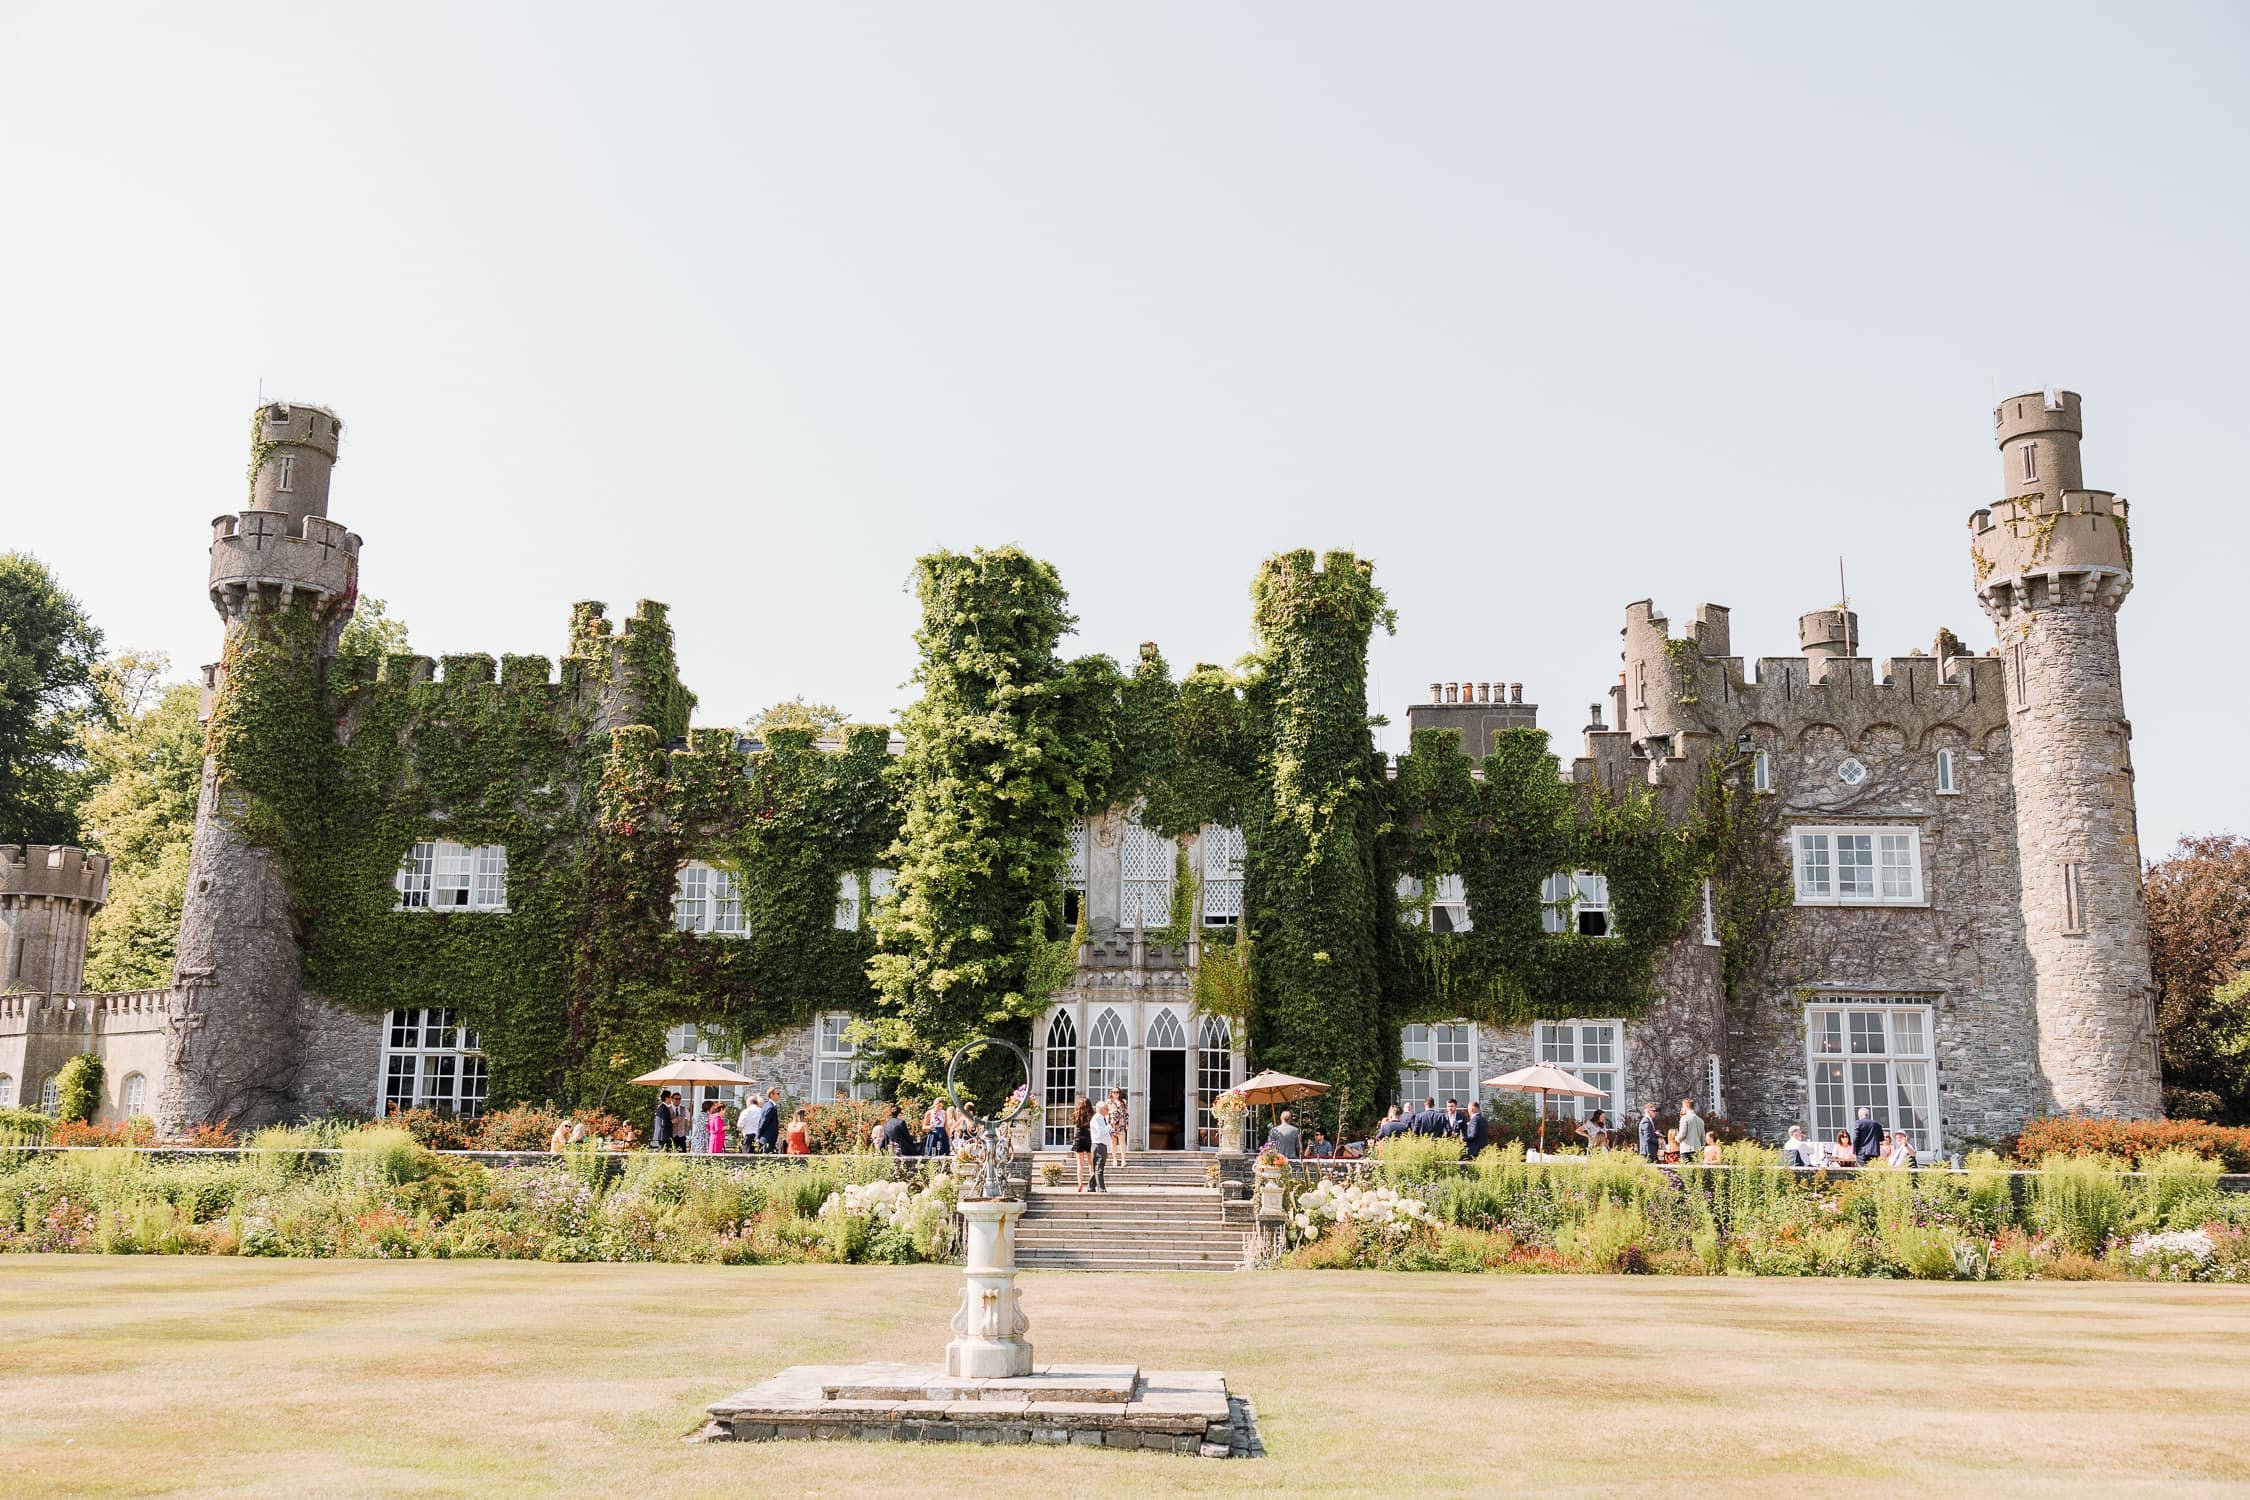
[1637,1102,1663,1161]
[755,1088,783,1154]
[922,1101,951,1157]
[1104,1088,1131,1162]
[1088,1099,1113,1192]
[786,1106,811,1155]
[1676,1097,1708,1160]
[876,1103,915,1156]
[651,1092,675,1152]
[1268,1109,1304,1160]
[1458,1101,1490,1157]
[1851,1106,1886,1166]
[1070,1097,1095,1191]
[704,1099,728,1154]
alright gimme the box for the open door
[1147,1049,1187,1150]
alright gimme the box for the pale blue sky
[3,3,2245,853]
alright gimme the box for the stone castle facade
[0,390,2163,1153]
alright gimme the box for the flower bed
[1277,1141,2250,1281]
[0,1126,957,1265]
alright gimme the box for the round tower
[166,403,378,1131]
[1970,389,2160,1118]
[0,845,109,994]
[1797,607,1858,661]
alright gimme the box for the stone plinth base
[701,1362,1261,1459]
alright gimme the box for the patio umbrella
[1230,1070,1330,1154]
[1483,1063,1605,1158]
[628,1057,758,1088]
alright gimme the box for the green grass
[3,1259,2248,1497]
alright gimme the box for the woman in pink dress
[704,1100,728,1154]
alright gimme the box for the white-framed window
[275,453,295,492]
[673,860,747,935]
[39,1077,59,1114]
[1936,748,1960,795]
[395,841,509,912]
[1399,1022,1475,1107]
[1706,1054,1724,1119]
[1805,999,1939,1154]
[2062,862,2086,935]
[664,1022,734,1058]
[1200,824,1245,926]
[1702,879,1719,946]
[1541,871,1611,936]
[1043,1010,1078,1147]
[1086,1007,1129,1098]
[1792,827,1924,905]
[830,868,896,932]
[120,1072,146,1117]
[380,1008,489,1117]
[1197,1015,1234,1147]
[815,1013,875,1101]
[1398,874,1473,934]
[1120,811,1174,929]
[1753,750,1773,794]
[1067,821,1089,893]
[0,1073,12,1108]
[2021,444,2037,482]
[1536,1019,1624,1121]
[1148,1008,1187,1050]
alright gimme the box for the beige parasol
[1228,1070,1330,1155]
[629,1057,759,1088]
[1483,1063,1606,1157]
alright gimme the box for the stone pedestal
[946,1198,1033,1378]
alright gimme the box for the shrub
[53,1054,104,1125]
[52,1118,155,1147]
[470,1104,567,1153]
[338,1126,430,1187]
[0,1107,52,1141]
[2136,1148,2225,1231]
[386,1108,475,1151]
[2015,1116,2250,1172]
[175,1122,237,1148]
[2032,1154,2129,1255]
[1375,1135,1464,1187]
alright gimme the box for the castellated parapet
[0,845,109,995]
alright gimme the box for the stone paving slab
[703,1361,1258,1459]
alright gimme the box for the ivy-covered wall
[199,544,1717,1126]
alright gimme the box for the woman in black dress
[1070,1096,1095,1192]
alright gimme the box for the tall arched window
[0,1073,14,1109]
[1042,1011,1078,1147]
[1197,1016,1234,1147]
[39,1077,60,1115]
[1087,1008,1129,1099]
[120,1072,147,1117]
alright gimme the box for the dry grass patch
[1,1259,2247,1497]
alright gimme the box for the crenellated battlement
[0,845,110,906]
[208,508,361,621]
[1968,490,2133,619]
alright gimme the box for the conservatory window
[395,841,509,912]
[1536,1019,1625,1121]
[380,1008,488,1117]
[1399,1022,1475,1107]
[1792,827,1923,905]
[1201,824,1245,926]
[674,861,747,935]
[1086,1008,1130,1098]
[1805,1000,1939,1154]
[1043,1011,1078,1147]
[1197,1015,1235,1147]
[814,1013,875,1102]
[120,1072,146,1117]
[1541,871,1611,936]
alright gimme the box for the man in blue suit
[754,1088,783,1153]
[1638,1101,1664,1161]
[1410,1096,1448,1137]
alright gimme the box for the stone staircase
[1016,1152,1245,1272]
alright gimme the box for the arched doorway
[1042,1011,1078,1147]
[1146,1008,1188,1150]
[1197,1016,1234,1148]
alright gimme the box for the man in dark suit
[1373,1106,1410,1143]
[1458,1099,1491,1157]
[876,1103,915,1156]
[1851,1107,1885,1165]
[651,1092,674,1151]
[1638,1101,1664,1161]
[1410,1096,1448,1137]
[754,1088,782,1153]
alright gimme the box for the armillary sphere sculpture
[945,1035,1034,1202]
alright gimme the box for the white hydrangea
[1291,1180,1431,1242]
[817,1177,954,1226]
[2127,1228,2215,1263]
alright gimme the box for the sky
[2,3,2246,854]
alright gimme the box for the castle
[0,390,2164,1152]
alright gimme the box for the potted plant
[1003,1084,1040,1153]
[1211,1089,1248,1155]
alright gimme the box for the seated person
[1829,1130,1860,1167]
[1781,1125,1817,1167]
[1308,1130,1335,1159]
[1700,1137,1723,1165]
[1659,1129,1682,1164]
[1886,1130,1917,1169]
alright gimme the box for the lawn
[3,1260,2247,1498]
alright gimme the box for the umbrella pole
[1537,1089,1546,1158]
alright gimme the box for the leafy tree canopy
[2147,834,2250,1123]
[0,552,107,844]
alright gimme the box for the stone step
[1018,1253,1242,1271]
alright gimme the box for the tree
[79,653,204,990]
[0,552,107,844]
[2145,834,2250,1122]
[336,596,411,659]
[753,697,849,740]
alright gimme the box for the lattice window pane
[472,845,508,910]
[1087,1009,1129,1096]
[835,872,861,931]
[1878,834,1916,900]
[434,844,474,908]
[1120,818,1174,929]
[1148,1009,1187,1049]
[1044,1012,1079,1146]
[1067,823,1088,891]
[397,843,435,908]
[1795,834,1832,900]
[1835,835,1875,899]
